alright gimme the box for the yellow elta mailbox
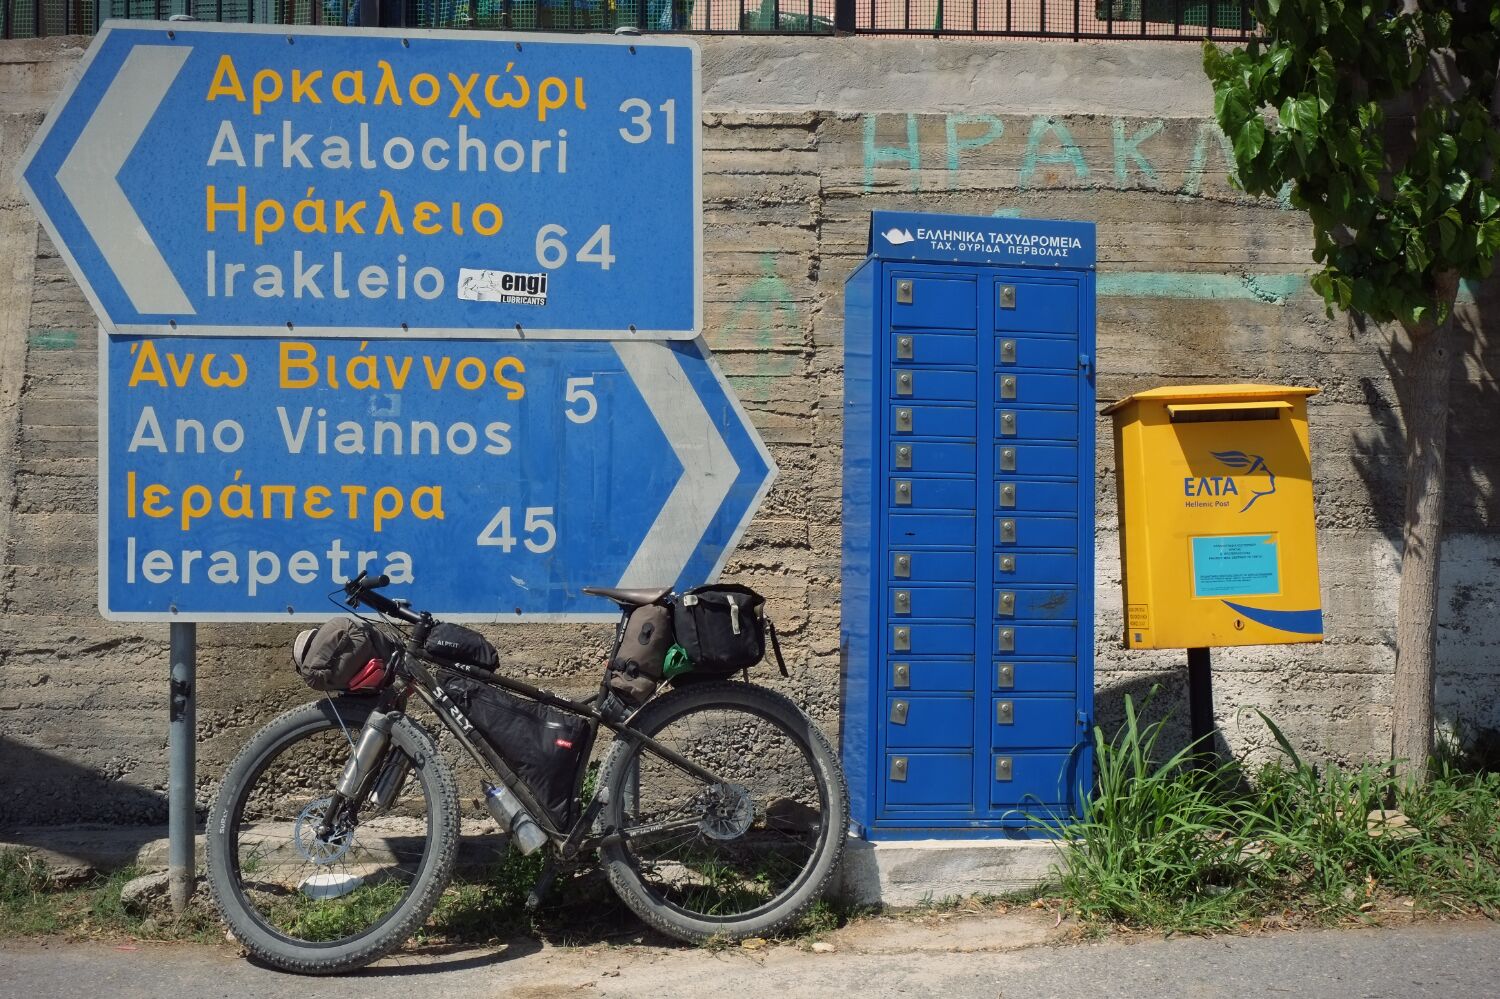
[1105,384,1324,650]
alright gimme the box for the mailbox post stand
[168,623,196,914]
[1186,646,1215,755]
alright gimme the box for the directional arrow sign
[100,334,774,621]
[20,22,701,339]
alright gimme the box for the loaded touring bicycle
[206,572,848,974]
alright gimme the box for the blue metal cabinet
[841,212,1096,839]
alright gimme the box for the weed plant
[1054,695,1500,932]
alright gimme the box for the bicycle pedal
[525,861,559,912]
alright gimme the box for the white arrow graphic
[613,341,740,588]
[56,45,194,317]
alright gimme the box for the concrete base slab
[834,837,1064,907]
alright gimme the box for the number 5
[564,377,597,424]
[523,507,556,553]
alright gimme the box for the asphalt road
[2,918,1497,999]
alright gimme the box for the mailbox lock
[891,757,909,781]
[1000,519,1017,543]
[1000,555,1016,572]
[1000,411,1016,436]
[894,590,911,614]
[1000,484,1016,507]
[998,627,1015,651]
[894,553,911,577]
[1000,339,1017,364]
[893,662,911,688]
[895,408,913,433]
[995,756,1014,782]
[897,336,914,359]
[895,480,912,505]
[1000,447,1016,471]
[997,591,1015,616]
[897,372,913,396]
[890,699,910,724]
[896,445,912,469]
[893,626,910,651]
[1001,376,1017,400]
[896,279,914,304]
[1000,285,1016,309]
[996,700,1014,725]
[997,663,1015,688]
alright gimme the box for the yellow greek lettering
[455,357,486,390]
[220,471,253,519]
[373,487,404,532]
[280,342,320,389]
[206,55,245,103]
[253,198,285,246]
[412,201,441,235]
[385,355,413,390]
[143,483,174,520]
[494,357,526,400]
[537,76,566,122]
[573,76,586,110]
[447,72,480,118]
[126,470,137,518]
[471,203,503,236]
[450,201,464,236]
[201,353,248,389]
[373,60,404,106]
[303,485,333,520]
[487,64,529,109]
[165,352,194,388]
[375,189,404,235]
[422,356,451,389]
[334,200,366,235]
[205,184,247,234]
[341,484,368,519]
[128,340,167,388]
[290,69,323,104]
[292,189,328,234]
[180,484,212,530]
[251,68,283,115]
[347,345,380,390]
[331,69,366,105]
[260,484,295,519]
[408,73,440,107]
[412,486,444,521]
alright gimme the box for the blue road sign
[20,22,701,339]
[101,334,774,620]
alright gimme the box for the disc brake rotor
[698,783,755,841]
[293,797,356,865]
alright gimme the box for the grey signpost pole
[168,623,197,913]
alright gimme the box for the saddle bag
[293,618,395,692]
[604,603,674,707]
[441,674,591,829]
[672,584,781,675]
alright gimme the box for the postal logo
[1182,450,1276,513]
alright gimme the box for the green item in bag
[662,643,693,680]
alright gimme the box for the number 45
[478,506,556,553]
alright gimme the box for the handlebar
[343,571,421,624]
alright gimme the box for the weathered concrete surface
[3,918,1500,999]
[0,35,1497,828]
[836,838,1062,906]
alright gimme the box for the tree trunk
[1391,274,1460,787]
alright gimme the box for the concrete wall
[1,36,1497,827]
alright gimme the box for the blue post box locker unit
[841,211,1096,838]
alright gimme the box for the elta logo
[1212,450,1276,512]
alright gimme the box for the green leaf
[1235,116,1267,164]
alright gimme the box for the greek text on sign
[20,22,702,339]
[101,334,774,621]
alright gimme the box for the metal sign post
[168,622,195,913]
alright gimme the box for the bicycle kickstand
[525,858,559,912]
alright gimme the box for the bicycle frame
[352,635,731,860]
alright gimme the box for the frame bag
[293,619,395,692]
[426,623,499,669]
[672,585,786,676]
[440,674,590,829]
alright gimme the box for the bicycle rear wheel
[597,681,847,942]
[205,698,460,974]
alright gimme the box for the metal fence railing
[2,0,1256,39]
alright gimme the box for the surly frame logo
[1182,450,1276,513]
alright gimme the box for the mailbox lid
[1102,383,1318,415]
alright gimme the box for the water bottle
[484,783,548,855]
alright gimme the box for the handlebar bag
[671,584,767,674]
[293,618,394,692]
[603,603,674,706]
[426,623,499,669]
[441,673,591,829]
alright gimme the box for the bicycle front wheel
[205,698,460,974]
[597,681,848,942]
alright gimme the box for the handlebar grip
[368,574,391,590]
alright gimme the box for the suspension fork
[316,687,406,840]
